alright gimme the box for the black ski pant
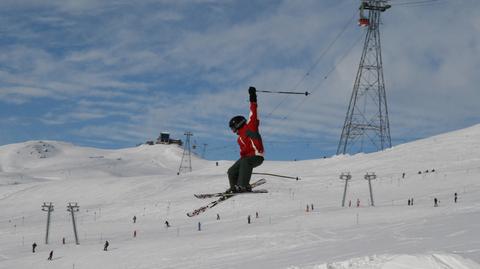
[228,156,264,188]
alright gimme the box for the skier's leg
[237,158,250,188]
[237,156,264,188]
[227,159,241,188]
[248,156,264,186]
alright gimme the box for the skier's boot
[226,185,240,194]
[236,185,252,193]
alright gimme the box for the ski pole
[253,172,301,180]
[257,90,310,96]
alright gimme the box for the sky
[0,0,479,161]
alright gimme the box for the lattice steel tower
[337,0,392,155]
[178,131,193,174]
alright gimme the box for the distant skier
[32,242,37,253]
[133,216,137,223]
[104,240,109,251]
[434,197,439,207]
[47,250,53,260]
[226,87,264,193]
[454,192,458,203]
[165,220,170,228]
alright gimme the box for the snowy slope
[0,125,480,269]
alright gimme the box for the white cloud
[0,0,479,159]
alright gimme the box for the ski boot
[225,185,240,194]
[236,185,252,193]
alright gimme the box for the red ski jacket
[236,102,264,158]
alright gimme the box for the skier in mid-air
[226,87,264,193]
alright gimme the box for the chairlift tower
[340,172,352,207]
[364,172,377,206]
[67,202,80,245]
[178,131,193,174]
[337,0,392,155]
[41,202,54,244]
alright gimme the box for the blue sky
[0,0,479,161]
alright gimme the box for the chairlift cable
[278,31,364,122]
[264,11,357,120]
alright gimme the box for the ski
[194,178,267,199]
[187,179,267,217]
[195,189,268,199]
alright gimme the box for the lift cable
[264,11,357,120]
[277,30,365,122]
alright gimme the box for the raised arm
[247,87,259,128]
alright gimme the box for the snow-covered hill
[1,125,480,269]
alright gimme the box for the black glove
[249,86,257,102]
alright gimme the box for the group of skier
[31,243,54,261]
[408,193,459,207]
[32,241,110,260]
